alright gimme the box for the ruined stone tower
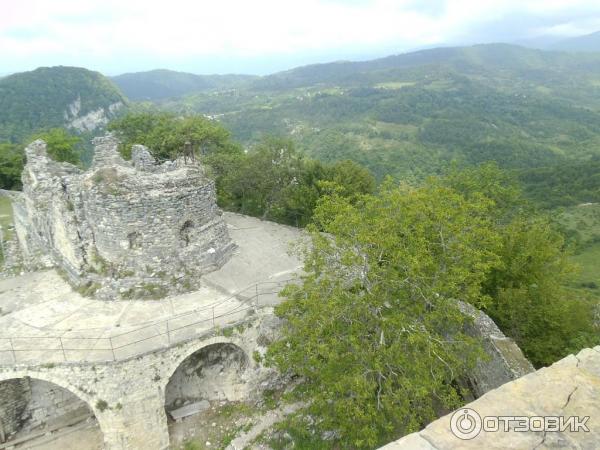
[9,135,235,299]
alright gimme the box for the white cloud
[1,0,599,74]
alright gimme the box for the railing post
[166,319,171,345]
[109,336,116,361]
[59,337,67,362]
[9,339,16,364]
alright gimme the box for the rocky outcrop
[65,96,123,133]
[8,135,235,300]
[380,346,600,449]
[459,302,535,397]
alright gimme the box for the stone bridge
[0,314,281,449]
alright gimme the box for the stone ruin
[5,134,235,299]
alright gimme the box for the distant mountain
[157,43,600,180]
[249,43,600,90]
[111,69,258,101]
[549,31,600,53]
[0,66,126,143]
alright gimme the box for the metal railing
[0,279,293,366]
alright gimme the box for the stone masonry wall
[9,135,235,300]
[0,378,30,443]
[0,377,90,442]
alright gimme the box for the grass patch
[256,414,333,450]
[571,243,600,298]
[0,197,14,238]
[556,203,600,299]
[95,399,109,412]
[557,203,600,245]
[375,81,416,90]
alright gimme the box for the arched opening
[0,377,103,449]
[164,343,249,445]
[179,220,194,247]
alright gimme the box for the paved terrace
[0,213,305,365]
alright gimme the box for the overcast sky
[2,0,600,76]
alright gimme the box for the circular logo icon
[450,408,482,440]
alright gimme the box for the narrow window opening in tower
[127,231,140,250]
[180,220,194,247]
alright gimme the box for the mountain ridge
[111,69,258,101]
[0,66,126,143]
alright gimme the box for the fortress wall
[82,169,232,272]
[10,136,235,299]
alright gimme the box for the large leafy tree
[28,128,82,165]
[218,137,376,226]
[483,216,599,367]
[442,164,599,366]
[267,166,599,448]
[108,111,238,160]
[267,180,502,448]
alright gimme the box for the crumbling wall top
[24,139,48,160]
[131,145,157,172]
[91,133,128,169]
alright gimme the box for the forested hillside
[0,66,126,143]
[159,44,600,181]
[111,69,257,101]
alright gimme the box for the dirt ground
[11,419,103,450]
[168,401,259,450]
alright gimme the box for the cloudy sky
[2,0,600,76]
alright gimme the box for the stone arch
[0,371,105,448]
[163,339,250,420]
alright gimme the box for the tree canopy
[266,165,599,448]
[107,111,237,160]
[29,128,83,165]
[0,128,83,190]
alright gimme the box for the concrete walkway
[0,213,305,365]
